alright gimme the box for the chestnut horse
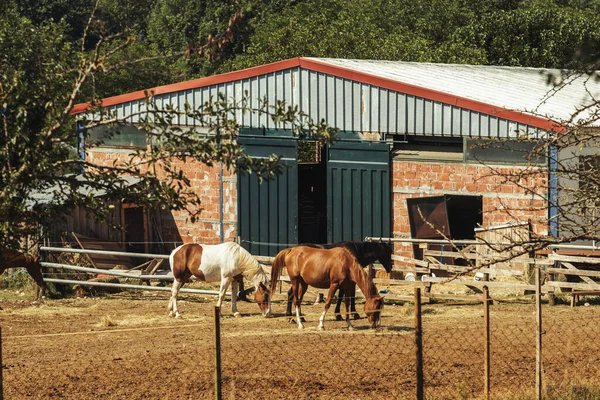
[286,241,393,320]
[271,246,384,330]
[168,242,271,318]
[0,250,45,299]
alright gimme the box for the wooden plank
[549,254,600,264]
[558,262,598,285]
[546,281,600,290]
[392,254,429,268]
[72,232,135,270]
[546,268,600,278]
[423,250,479,259]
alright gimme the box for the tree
[0,3,335,251]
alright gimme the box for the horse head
[364,295,385,329]
[254,281,271,317]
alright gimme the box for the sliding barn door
[237,136,298,256]
[326,141,391,243]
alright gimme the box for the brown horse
[0,249,45,299]
[270,246,384,330]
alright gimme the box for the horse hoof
[353,314,361,320]
[335,315,343,321]
[318,326,325,331]
[234,312,241,318]
[348,326,355,332]
[298,325,304,330]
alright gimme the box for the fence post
[535,264,543,400]
[483,287,490,400]
[415,287,424,400]
[214,307,222,400]
[0,326,3,400]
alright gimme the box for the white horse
[168,242,271,318]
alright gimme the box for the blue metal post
[548,145,558,237]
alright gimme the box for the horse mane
[344,249,379,298]
[232,243,268,288]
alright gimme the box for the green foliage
[3,0,600,250]
[0,269,34,291]
[0,2,337,249]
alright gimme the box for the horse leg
[344,294,354,331]
[25,263,45,300]
[168,279,184,318]
[286,287,294,317]
[317,285,338,331]
[287,286,305,323]
[217,277,233,317]
[348,284,360,319]
[294,281,307,329]
[334,288,344,321]
[230,278,241,318]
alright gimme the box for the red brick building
[79,58,596,261]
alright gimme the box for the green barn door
[237,136,298,256]
[326,141,391,243]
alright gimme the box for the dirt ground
[1,283,600,400]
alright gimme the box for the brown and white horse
[270,246,384,330]
[168,242,271,318]
[0,249,45,299]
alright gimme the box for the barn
[74,57,600,260]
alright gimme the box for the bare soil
[1,285,599,400]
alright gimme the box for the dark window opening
[88,125,147,148]
[466,138,546,165]
[122,205,147,254]
[393,135,463,162]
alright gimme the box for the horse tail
[270,248,292,294]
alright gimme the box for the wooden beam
[549,254,600,264]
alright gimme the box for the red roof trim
[72,57,560,131]
[71,58,304,114]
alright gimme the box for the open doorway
[122,205,148,254]
[298,141,327,244]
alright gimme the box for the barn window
[466,138,546,165]
[87,125,147,148]
[393,135,547,165]
[392,135,463,162]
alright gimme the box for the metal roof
[73,57,600,131]
[307,58,600,127]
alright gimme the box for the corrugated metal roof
[74,57,600,131]
[307,58,600,126]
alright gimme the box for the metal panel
[237,136,298,256]
[106,65,542,138]
[326,141,391,243]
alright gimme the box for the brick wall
[87,149,549,262]
[87,148,238,247]
[392,159,548,260]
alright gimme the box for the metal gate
[326,140,391,242]
[237,136,298,256]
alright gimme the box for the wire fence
[212,287,600,400]
[3,244,600,399]
[2,288,600,399]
